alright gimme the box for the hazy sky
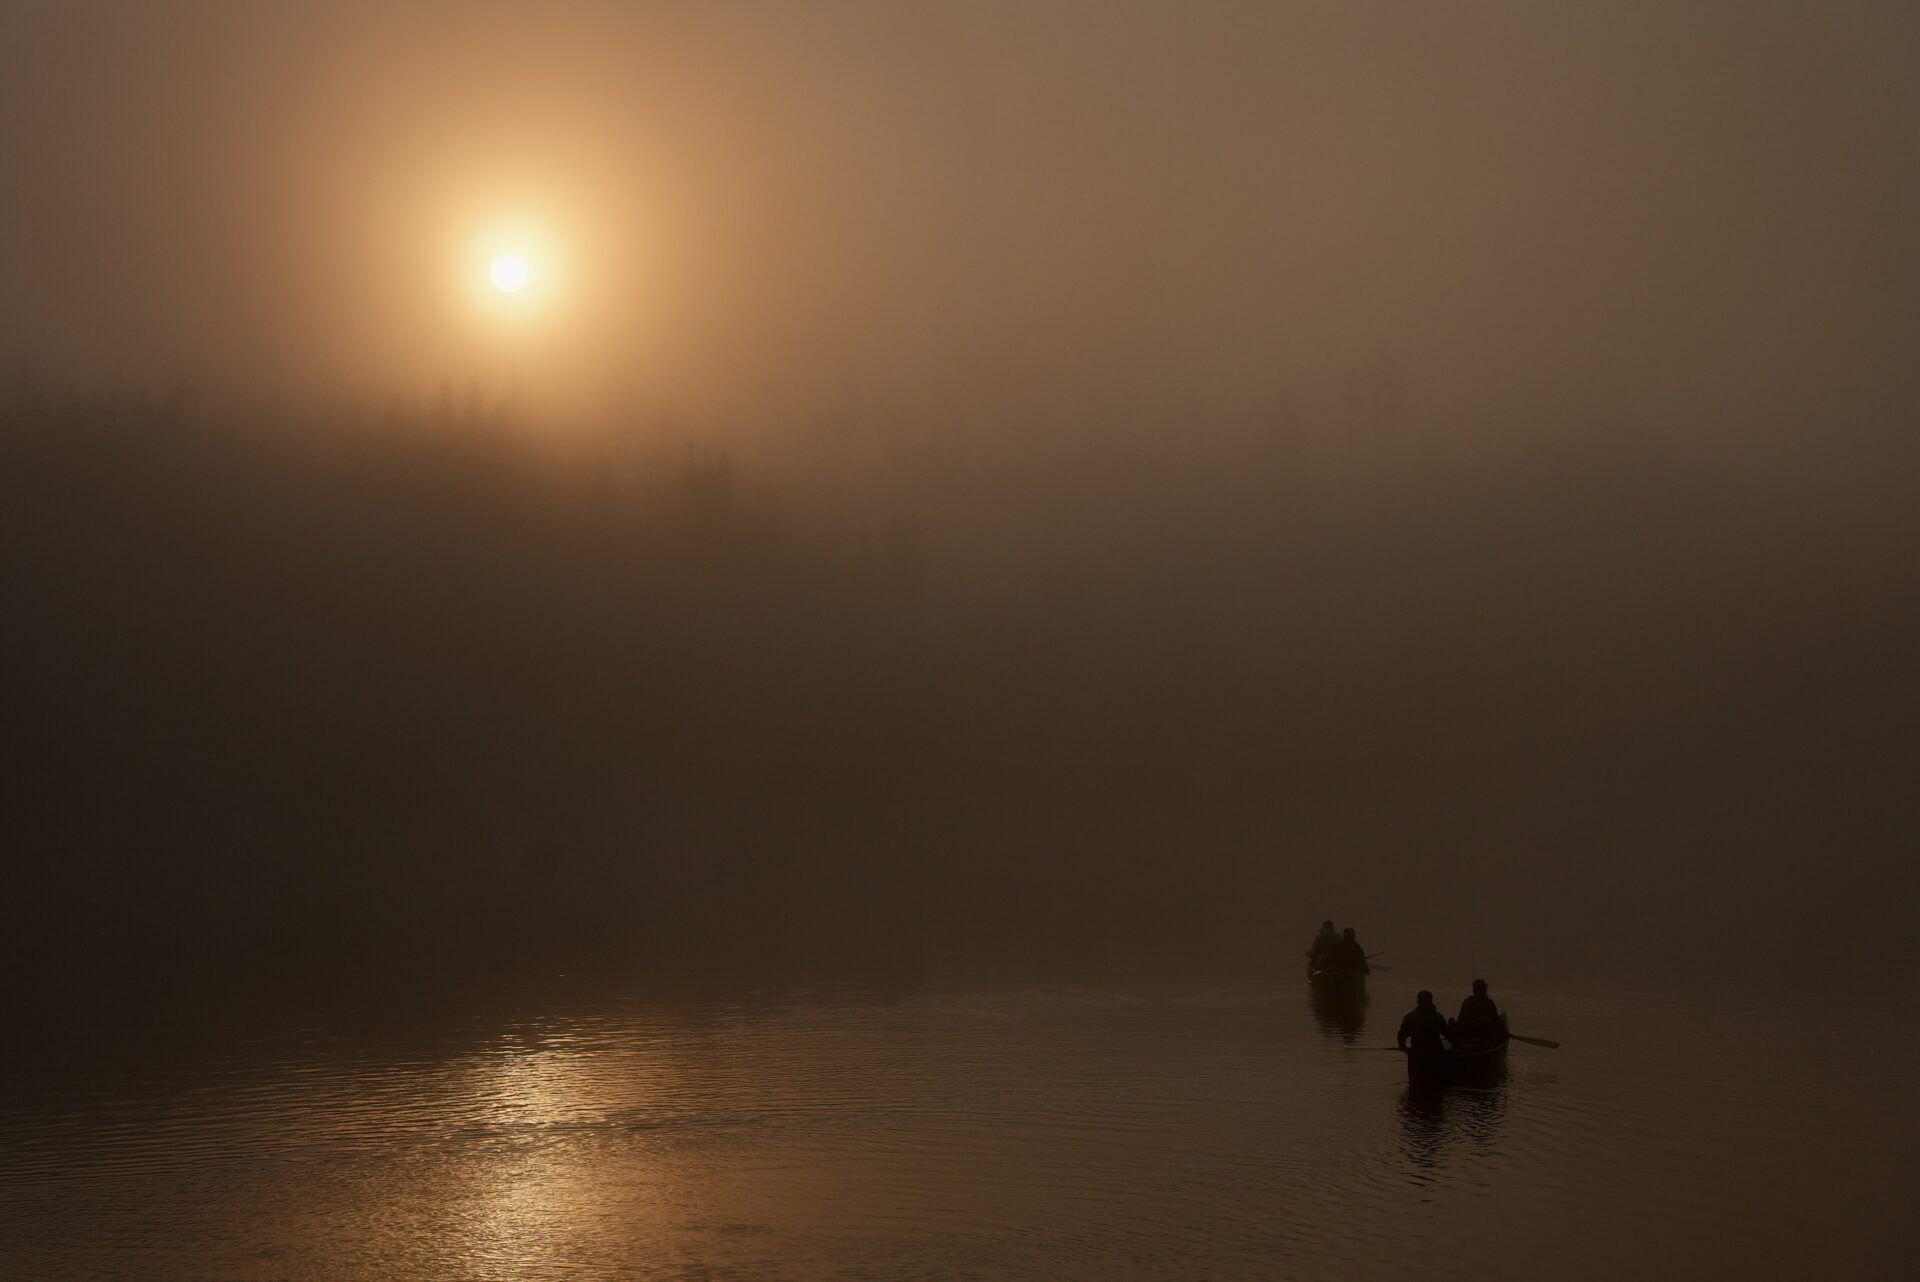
[4,0,1918,434]
[7,2,1920,982]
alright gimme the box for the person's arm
[1396,1014,1411,1050]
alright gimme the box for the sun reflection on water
[450,1025,679,1278]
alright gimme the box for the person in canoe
[1306,920,1340,967]
[1397,990,1450,1054]
[1452,979,1502,1039]
[1330,927,1371,974]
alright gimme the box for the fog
[4,1,1918,992]
[10,2,1918,427]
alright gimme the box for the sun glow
[465,216,561,317]
[490,254,530,293]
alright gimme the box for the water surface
[2,972,1911,1279]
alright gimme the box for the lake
[2,966,1913,1279]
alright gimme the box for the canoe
[1306,963,1368,994]
[1405,1016,1509,1084]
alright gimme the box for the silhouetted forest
[5,383,1917,988]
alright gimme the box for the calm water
[2,970,1914,1280]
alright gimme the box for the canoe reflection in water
[1308,984,1369,1044]
[1397,1072,1509,1185]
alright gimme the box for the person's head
[1343,928,1355,941]
[1321,920,1334,930]
[1472,979,1489,995]
[1416,990,1434,1007]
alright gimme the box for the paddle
[1368,1032,1561,1050]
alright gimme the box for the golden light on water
[490,254,530,293]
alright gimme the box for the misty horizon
[8,366,1915,993]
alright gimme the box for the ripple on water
[1,980,1916,1280]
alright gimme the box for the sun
[490,254,530,293]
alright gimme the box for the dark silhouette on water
[1453,978,1501,1038]
[1399,986,1516,1086]
[1306,920,1339,968]
[1397,990,1449,1056]
[1306,924,1371,1004]
[1329,927,1371,975]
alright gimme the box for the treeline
[3,385,1916,985]
[1,387,940,975]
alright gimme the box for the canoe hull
[1406,1019,1510,1085]
[1305,964,1367,995]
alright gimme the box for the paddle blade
[1509,1033,1560,1049]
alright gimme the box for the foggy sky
[5,2,1920,987]
[5,0,1918,439]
